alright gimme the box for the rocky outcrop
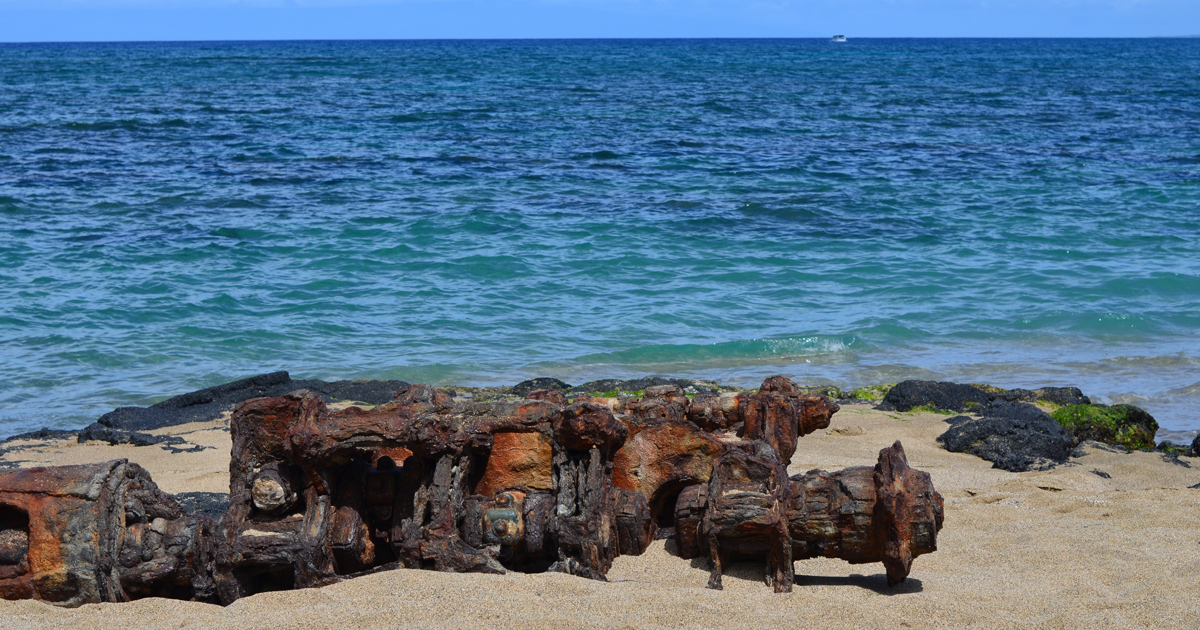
[569,377,720,396]
[882,381,992,413]
[84,371,411,434]
[881,380,1090,413]
[938,402,1074,472]
[76,424,191,449]
[1050,404,1158,451]
[510,378,571,398]
[994,387,1090,407]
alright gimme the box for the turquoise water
[1,39,1198,439]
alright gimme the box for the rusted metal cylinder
[675,441,943,589]
[0,460,213,606]
[787,441,944,586]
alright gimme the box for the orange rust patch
[473,431,553,497]
[612,421,725,501]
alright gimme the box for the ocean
[1,38,1197,440]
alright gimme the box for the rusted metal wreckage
[0,376,943,605]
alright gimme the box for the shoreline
[5,342,1200,442]
[4,372,1196,464]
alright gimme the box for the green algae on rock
[1051,404,1159,451]
[797,385,844,400]
[906,404,956,416]
[849,383,897,402]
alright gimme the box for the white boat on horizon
[832,35,847,42]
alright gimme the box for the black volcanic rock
[992,387,1091,407]
[568,377,719,395]
[293,378,414,406]
[882,380,992,413]
[77,424,186,448]
[937,401,1073,472]
[90,371,410,434]
[1032,387,1091,407]
[512,377,572,398]
[882,380,1090,414]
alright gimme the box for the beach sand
[0,402,1197,629]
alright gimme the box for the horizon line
[3,35,1200,45]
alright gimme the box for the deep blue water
[1,39,1198,440]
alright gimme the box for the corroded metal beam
[0,375,942,605]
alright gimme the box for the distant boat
[832,35,847,42]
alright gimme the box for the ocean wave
[568,335,867,370]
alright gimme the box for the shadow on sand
[666,532,923,595]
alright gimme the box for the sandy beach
[0,401,1195,629]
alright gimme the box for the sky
[0,0,1198,42]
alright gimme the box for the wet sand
[1,403,1197,629]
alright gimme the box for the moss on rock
[1157,441,1191,457]
[968,383,1010,394]
[907,404,956,415]
[1050,404,1158,451]
[849,383,897,401]
[798,385,844,399]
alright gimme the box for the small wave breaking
[566,335,867,371]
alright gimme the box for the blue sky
[1,0,1198,42]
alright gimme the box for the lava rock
[1033,387,1091,407]
[568,379,624,393]
[92,372,411,433]
[937,401,1073,472]
[1156,441,1191,457]
[1,427,77,443]
[77,423,188,448]
[1162,454,1192,468]
[150,371,293,410]
[511,377,572,398]
[882,380,992,413]
[295,379,414,405]
[1191,433,1200,457]
[1050,404,1158,451]
[796,385,844,399]
[621,377,718,394]
[992,387,1090,407]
